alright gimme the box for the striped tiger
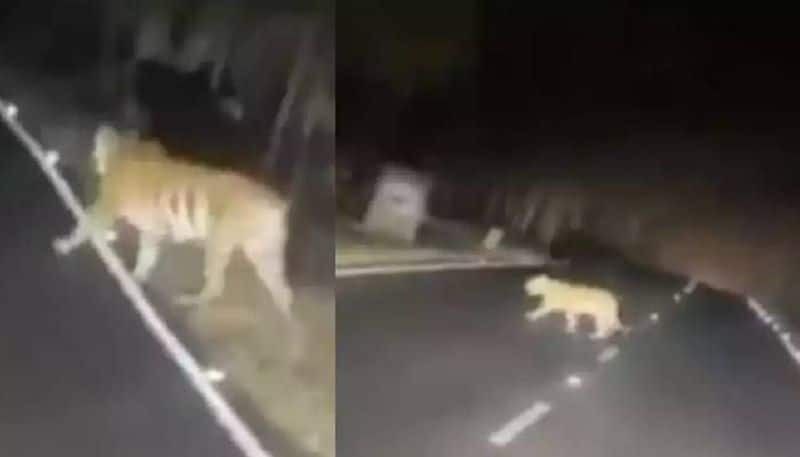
[159,184,211,243]
[52,125,296,331]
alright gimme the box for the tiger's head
[92,124,120,176]
[525,274,553,296]
[92,124,144,175]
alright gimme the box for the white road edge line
[747,297,800,368]
[682,278,698,294]
[336,258,545,278]
[0,99,274,457]
[489,401,553,447]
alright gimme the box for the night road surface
[0,126,259,456]
[337,268,800,457]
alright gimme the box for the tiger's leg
[175,231,235,307]
[243,239,294,320]
[53,220,92,255]
[53,203,113,256]
[132,232,162,282]
[565,312,579,334]
[243,237,305,361]
[590,326,611,340]
[590,313,616,340]
[525,301,552,322]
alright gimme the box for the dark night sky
[2,1,799,189]
[479,6,799,123]
[337,2,800,186]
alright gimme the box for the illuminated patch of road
[488,278,696,447]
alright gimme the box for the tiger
[524,274,629,340]
[52,125,301,349]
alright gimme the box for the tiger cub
[524,274,629,340]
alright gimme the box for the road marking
[747,297,800,368]
[565,374,583,388]
[1,98,274,457]
[682,278,698,294]
[597,345,620,363]
[674,278,699,303]
[489,401,552,447]
[3,101,17,117]
[205,367,227,383]
[44,149,59,167]
[336,258,545,278]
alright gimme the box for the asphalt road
[337,267,800,457]
[0,126,251,456]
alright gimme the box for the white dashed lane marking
[489,401,553,447]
